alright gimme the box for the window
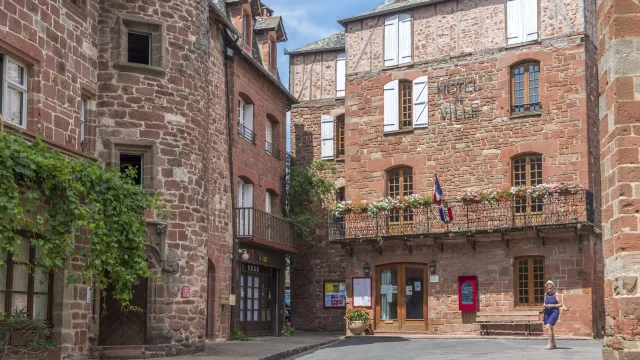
[336,187,345,202]
[80,98,86,144]
[384,14,412,67]
[128,31,151,65]
[237,179,254,236]
[1,55,28,128]
[265,191,272,214]
[383,77,428,132]
[116,16,164,72]
[507,0,539,45]
[515,256,545,305]
[63,0,87,15]
[511,62,541,113]
[336,115,345,158]
[243,13,251,44]
[265,119,274,154]
[321,115,334,159]
[336,53,346,97]
[238,98,255,142]
[0,239,53,321]
[120,154,143,186]
[513,154,543,215]
[387,167,413,224]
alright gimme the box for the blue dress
[544,292,560,326]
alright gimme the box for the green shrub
[229,329,253,341]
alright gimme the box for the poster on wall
[352,277,372,308]
[324,280,346,308]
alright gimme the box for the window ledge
[335,157,345,163]
[509,111,543,120]
[114,62,166,77]
[505,39,542,50]
[62,0,88,20]
[383,128,414,136]
[384,62,413,70]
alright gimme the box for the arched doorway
[207,261,216,339]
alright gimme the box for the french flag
[433,175,444,205]
[439,203,454,224]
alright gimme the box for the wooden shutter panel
[237,180,244,207]
[265,120,273,144]
[523,0,538,42]
[244,183,253,208]
[265,191,272,213]
[507,0,523,45]
[244,104,254,132]
[321,115,334,159]
[238,99,244,125]
[384,15,399,67]
[383,80,400,132]
[336,53,346,97]
[398,14,412,65]
[413,76,428,128]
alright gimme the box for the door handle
[402,298,406,301]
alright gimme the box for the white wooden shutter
[336,53,346,97]
[384,15,399,67]
[238,99,245,125]
[244,104,254,133]
[398,14,412,65]
[507,0,523,45]
[244,183,253,236]
[413,76,428,128]
[265,120,273,145]
[237,179,246,235]
[265,191,272,213]
[523,0,538,42]
[237,179,245,207]
[321,115,334,159]
[384,80,399,132]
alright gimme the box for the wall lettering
[437,76,481,121]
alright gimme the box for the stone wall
[597,1,640,358]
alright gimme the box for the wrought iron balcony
[236,208,296,251]
[265,141,282,159]
[328,191,594,242]
[238,122,256,143]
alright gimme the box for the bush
[281,323,295,336]
[0,309,56,358]
[228,329,253,341]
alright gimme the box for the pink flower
[50,349,55,354]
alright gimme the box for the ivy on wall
[283,155,336,241]
[0,132,160,308]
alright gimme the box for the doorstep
[349,333,594,340]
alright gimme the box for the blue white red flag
[433,175,443,205]
[439,204,454,223]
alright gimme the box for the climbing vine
[0,132,160,308]
[283,154,336,241]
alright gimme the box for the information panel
[323,280,346,308]
[458,276,477,312]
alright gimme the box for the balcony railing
[236,208,295,249]
[329,191,594,242]
[238,122,256,143]
[265,141,282,159]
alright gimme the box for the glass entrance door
[375,264,427,331]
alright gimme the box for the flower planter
[462,199,481,206]
[557,191,573,196]
[347,320,369,335]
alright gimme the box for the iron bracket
[501,233,510,249]
[536,229,546,246]
[467,235,476,252]
[372,243,382,256]
[433,237,444,253]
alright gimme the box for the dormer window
[269,39,277,69]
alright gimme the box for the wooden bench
[475,311,542,336]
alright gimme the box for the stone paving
[291,337,603,360]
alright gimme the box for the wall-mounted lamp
[239,249,249,261]
[363,262,371,276]
[428,261,437,275]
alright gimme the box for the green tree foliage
[0,132,160,308]
[283,155,335,241]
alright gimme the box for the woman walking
[543,280,562,349]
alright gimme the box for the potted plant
[344,308,370,335]
[460,189,483,205]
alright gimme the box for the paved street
[291,338,602,360]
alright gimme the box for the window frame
[1,243,54,323]
[336,187,346,202]
[386,167,414,224]
[336,115,345,158]
[512,153,543,215]
[514,256,545,306]
[127,30,153,66]
[1,54,28,129]
[238,98,256,143]
[510,61,541,114]
[383,14,413,67]
[399,80,413,129]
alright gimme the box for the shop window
[511,62,541,113]
[515,256,545,305]
[1,54,28,128]
[387,167,413,224]
[0,239,53,322]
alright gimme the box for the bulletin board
[352,277,372,308]
[323,280,346,308]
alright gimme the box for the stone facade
[0,0,293,358]
[597,1,640,358]
[289,0,604,336]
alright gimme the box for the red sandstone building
[0,0,295,358]
[289,0,604,337]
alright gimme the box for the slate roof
[255,16,281,30]
[338,0,438,24]
[285,31,345,55]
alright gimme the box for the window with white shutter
[1,55,28,128]
[265,191,272,213]
[237,179,254,236]
[384,14,412,67]
[238,98,255,142]
[507,0,538,45]
[321,115,334,159]
[412,76,428,128]
[383,80,399,132]
[336,53,346,97]
[265,120,274,154]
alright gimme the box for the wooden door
[99,277,148,345]
[375,264,428,332]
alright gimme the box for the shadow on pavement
[325,337,411,349]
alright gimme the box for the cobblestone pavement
[291,337,603,360]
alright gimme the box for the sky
[267,0,378,151]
